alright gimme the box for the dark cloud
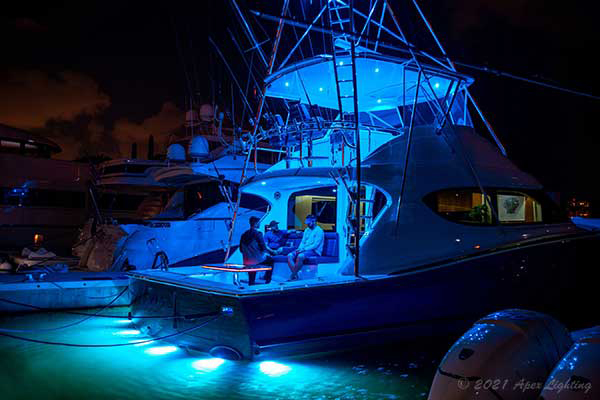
[0,69,110,130]
[0,69,184,160]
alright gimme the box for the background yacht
[0,123,91,255]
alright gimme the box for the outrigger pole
[350,0,361,278]
[223,0,290,261]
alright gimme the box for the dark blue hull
[129,232,597,359]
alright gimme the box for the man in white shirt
[287,214,324,280]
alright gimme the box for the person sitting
[239,216,276,285]
[287,214,324,281]
[264,220,286,253]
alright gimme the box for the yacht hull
[129,232,597,360]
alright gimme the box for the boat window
[496,191,542,224]
[372,189,387,220]
[424,189,493,225]
[239,193,270,213]
[98,192,148,211]
[0,188,86,209]
[287,186,337,231]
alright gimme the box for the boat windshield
[153,181,232,220]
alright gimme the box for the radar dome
[166,143,186,161]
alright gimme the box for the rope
[0,314,221,348]
[0,287,129,333]
[0,297,184,320]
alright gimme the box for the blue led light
[192,358,225,372]
[259,361,291,377]
[144,346,178,356]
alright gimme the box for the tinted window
[0,187,85,208]
[425,188,569,225]
[425,189,492,225]
[239,193,270,212]
[99,193,147,211]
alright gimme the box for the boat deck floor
[129,266,387,296]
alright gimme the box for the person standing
[287,214,324,280]
[239,216,275,285]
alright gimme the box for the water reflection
[0,307,448,399]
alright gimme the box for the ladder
[327,1,362,277]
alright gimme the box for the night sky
[1,1,598,203]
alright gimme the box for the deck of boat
[128,266,386,296]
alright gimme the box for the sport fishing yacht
[127,1,598,359]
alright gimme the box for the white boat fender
[428,309,572,400]
[538,326,599,399]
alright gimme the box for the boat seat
[200,264,273,286]
[272,232,339,264]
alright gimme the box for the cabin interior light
[259,361,291,377]
[34,234,44,246]
[192,358,225,372]
[145,346,178,356]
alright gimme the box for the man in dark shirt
[239,216,275,285]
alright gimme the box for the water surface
[0,308,451,399]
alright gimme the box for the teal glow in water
[0,308,447,399]
[145,346,179,356]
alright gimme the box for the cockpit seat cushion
[272,231,339,264]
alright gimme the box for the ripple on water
[0,310,445,399]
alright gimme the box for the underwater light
[319,87,324,92]
[113,329,140,336]
[377,99,382,104]
[338,61,344,66]
[261,181,267,185]
[115,319,132,324]
[259,361,291,377]
[192,358,225,372]
[434,82,440,88]
[285,81,290,87]
[375,67,380,72]
[145,346,178,356]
